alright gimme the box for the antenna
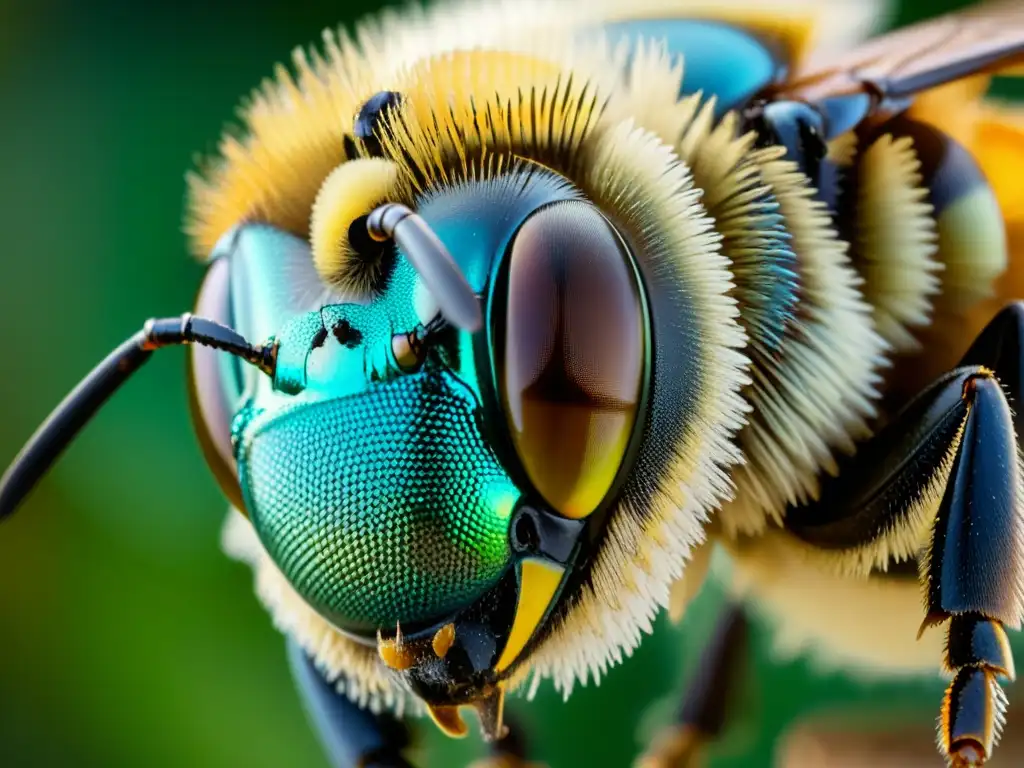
[0,314,276,521]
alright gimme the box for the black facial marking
[511,509,541,554]
[311,326,328,349]
[332,319,363,348]
[508,502,584,564]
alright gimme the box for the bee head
[190,43,751,737]
[218,143,655,733]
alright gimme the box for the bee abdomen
[835,115,1008,395]
[719,105,1013,535]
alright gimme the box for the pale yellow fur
[725,533,946,677]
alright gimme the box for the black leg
[926,370,1019,766]
[286,639,414,768]
[635,603,750,768]
[783,303,1024,766]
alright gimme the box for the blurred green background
[0,0,1021,766]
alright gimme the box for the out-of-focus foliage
[0,1,1019,766]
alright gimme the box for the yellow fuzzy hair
[890,79,1024,394]
[826,131,859,168]
[667,537,716,623]
[184,0,890,257]
[379,50,604,196]
[724,532,946,677]
[310,158,400,295]
[680,108,786,359]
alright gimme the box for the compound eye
[499,200,646,519]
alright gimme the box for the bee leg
[634,603,750,768]
[917,306,1024,766]
[286,638,415,768]
[784,352,1024,764]
[924,369,1021,766]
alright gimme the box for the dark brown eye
[499,200,647,520]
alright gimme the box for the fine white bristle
[719,155,889,536]
[221,510,418,715]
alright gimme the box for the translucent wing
[777,0,1024,103]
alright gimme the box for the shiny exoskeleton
[3,2,1024,767]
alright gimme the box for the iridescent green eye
[498,200,646,520]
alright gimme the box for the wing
[775,0,1024,104]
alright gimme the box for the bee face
[198,161,659,712]
[179,0,789,735]
[187,35,754,716]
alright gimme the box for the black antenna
[0,314,276,521]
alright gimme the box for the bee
[2,0,1024,766]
